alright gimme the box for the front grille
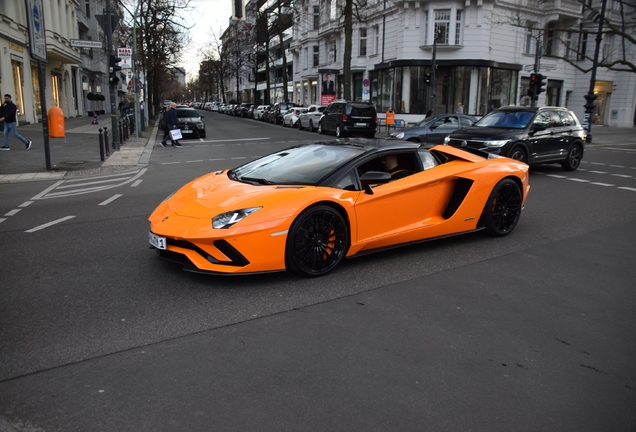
[446,138,486,149]
[167,239,249,267]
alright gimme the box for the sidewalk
[0,114,159,183]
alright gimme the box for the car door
[426,115,461,144]
[322,103,341,133]
[352,153,454,249]
[527,110,558,161]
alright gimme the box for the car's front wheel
[336,124,344,138]
[309,120,315,132]
[481,179,522,237]
[317,121,324,134]
[508,146,527,164]
[561,143,583,171]
[285,205,349,277]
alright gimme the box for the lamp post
[583,0,607,143]
[132,0,142,140]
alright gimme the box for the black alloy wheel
[317,122,324,134]
[336,124,344,138]
[309,120,315,132]
[508,146,527,164]
[561,143,583,171]
[481,179,522,237]
[285,205,349,277]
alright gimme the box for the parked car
[261,105,274,122]
[253,105,267,120]
[148,140,530,277]
[298,105,326,131]
[283,107,307,128]
[444,106,586,171]
[318,100,377,138]
[390,113,478,144]
[270,102,296,125]
[175,107,206,139]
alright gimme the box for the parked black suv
[444,106,586,171]
[318,100,377,138]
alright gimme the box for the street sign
[71,39,103,48]
[117,47,133,69]
[524,64,557,72]
[95,14,120,35]
[25,0,47,61]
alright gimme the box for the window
[304,48,308,69]
[84,0,90,17]
[359,28,367,56]
[564,31,573,59]
[373,25,380,55]
[313,45,319,67]
[525,22,535,54]
[578,25,587,60]
[545,28,556,56]
[434,9,451,44]
[329,40,337,63]
[602,34,613,61]
[329,0,337,20]
[455,10,462,44]
[313,6,319,30]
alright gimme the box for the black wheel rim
[292,211,347,275]
[510,149,526,163]
[569,146,581,169]
[491,183,522,233]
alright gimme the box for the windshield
[176,109,199,118]
[415,117,437,128]
[232,144,364,185]
[475,111,534,129]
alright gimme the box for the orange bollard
[48,106,65,138]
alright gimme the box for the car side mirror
[531,123,547,133]
[360,171,392,194]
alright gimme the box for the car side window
[534,111,552,128]
[559,111,576,127]
[461,117,474,128]
[334,169,359,191]
[418,150,439,170]
[438,116,459,129]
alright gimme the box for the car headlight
[484,140,509,148]
[393,132,405,139]
[212,207,262,229]
[444,136,451,144]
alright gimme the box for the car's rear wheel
[508,146,527,164]
[561,143,583,171]
[481,179,522,237]
[309,120,315,132]
[336,125,344,138]
[298,121,304,130]
[285,205,349,277]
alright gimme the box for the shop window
[11,61,25,116]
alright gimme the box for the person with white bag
[160,102,182,147]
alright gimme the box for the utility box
[48,106,65,138]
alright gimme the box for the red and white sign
[117,47,133,69]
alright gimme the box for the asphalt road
[1,113,635,431]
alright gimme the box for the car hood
[448,126,528,140]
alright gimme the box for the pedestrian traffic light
[424,73,431,85]
[109,54,122,86]
[536,74,547,95]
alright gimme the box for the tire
[309,120,315,132]
[298,121,304,130]
[285,205,349,277]
[481,179,522,237]
[508,146,527,164]
[561,143,583,171]
[317,121,324,134]
[336,125,344,138]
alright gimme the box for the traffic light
[528,73,538,98]
[536,74,547,95]
[109,54,122,86]
[232,0,245,20]
[424,73,431,85]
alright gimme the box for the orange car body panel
[149,145,529,274]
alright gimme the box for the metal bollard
[104,126,112,152]
[98,128,105,161]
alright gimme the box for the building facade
[232,0,635,126]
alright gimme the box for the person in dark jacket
[0,94,32,150]
[159,102,181,147]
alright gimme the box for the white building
[232,0,635,127]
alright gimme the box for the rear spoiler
[428,145,500,163]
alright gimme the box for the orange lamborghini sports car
[148,139,530,277]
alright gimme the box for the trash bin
[48,106,65,138]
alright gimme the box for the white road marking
[161,161,180,164]
[609,165,626,168]
[567,178,589,182]
[26,216,76,233]
[33,169,147,200]
[4,209,21,216]
[19,201,33,208]
[611,174,632,178]
[588,170,607,174]
[590,162,605,165]
[31,181,65,200]
[618,187,636,192]
[186,160,204,163]
[99,194,123,206]
[209,158,225,161]
[231,157,247,160]
[590,182,614,187]
[0,218,6,224]
[131,180,143,187]
[547,174,567,178]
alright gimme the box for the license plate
[182,129,193,134]
[149,232,167,250]
[355,123,367,127]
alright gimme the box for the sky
[179,0,233,82]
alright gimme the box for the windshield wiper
[240,176,274,185]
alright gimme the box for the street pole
[133,0,141,140]
[583,0,607,143]
[105,0,120,149]
[429,28,437,114]
[531,34,542,108]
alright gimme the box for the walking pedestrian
[0,94,32,151]
[159,102,182,148]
